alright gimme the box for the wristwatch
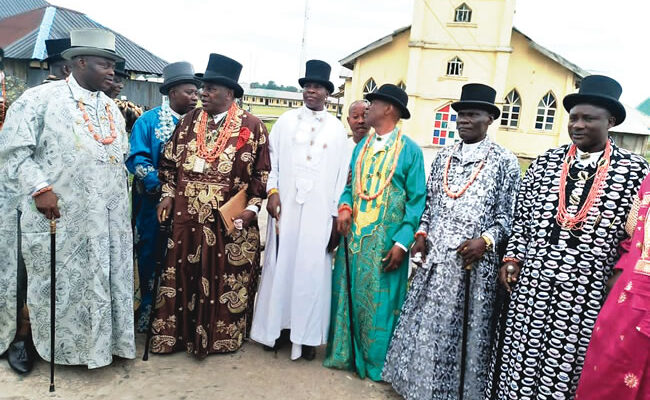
[481,234,493,252]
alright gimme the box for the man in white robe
[251,60,349,360]
[0,29,135,370]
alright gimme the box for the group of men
[0,27,648,400]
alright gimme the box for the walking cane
[49,218,56,392]
[143,210,170,361]
[274,205,280,261]
[459,263,472,400]
[343,236,356,370]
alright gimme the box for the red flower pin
[236,127,252,150]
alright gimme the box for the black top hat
[451,83,500,118]
[196,54,243,98]
[365,83,411,119]
[114,61,129,78]
[563,75,626,126]
[160,61,201,95]
[298,60,334,94]
[44,38,71,63]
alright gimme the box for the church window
[397,81,406,90]
[432,104,458,146]
[501,89,521,128]
[455,3,472,23]
[363,78,377,95]
[535,92,556,131]
[447,57,463,76]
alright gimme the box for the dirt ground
[0,334,402,400]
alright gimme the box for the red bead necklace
[78,100,117,145]
[442,144,491,199]
[195,102,238,163]
[556,142,611,230]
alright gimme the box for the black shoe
[8,340,34,374]
[301,345,316,361]
[263,329,292,352]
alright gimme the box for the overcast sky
[51,0,649,106]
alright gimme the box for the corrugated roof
[0,0,167,75]
[0,0,48,21]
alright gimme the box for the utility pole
[298,0,311,77]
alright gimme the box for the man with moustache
[0,29,135,371]
[487,75,649,399]
[151,54,270,357]
[383,84,521,399]
[250,60,349,361]
[347,99,369,150]
[126,61,200,332]
[324,83,426,380]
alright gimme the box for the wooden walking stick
[343,236,356,370]
[49,218,56,392]
[143,210,171,361]
[459,263,472,400]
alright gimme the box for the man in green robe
[324,84,426,381]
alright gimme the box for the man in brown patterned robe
[150,53,270,357]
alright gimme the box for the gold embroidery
[151,335,176,353]
[167,238,174,249]
[625,281,633,291]
[196,325,208,349]
[202,277,210,297]
[187,244,202,263]
[225,227,259,266]
[203,226,216,246]
[625,195,641,236]
[159,286,176,298]
[219,272,250,313]
[618,292,627,304]
[635,259,650,276]
[161,266,175,282]
[188,294,196,311]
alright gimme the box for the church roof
[339,25,588,78]
[0,0,167,75]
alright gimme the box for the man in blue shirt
[126,61,199,331]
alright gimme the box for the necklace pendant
[193,157,206,173]
[569,193,581,206]
[578,170,589,181]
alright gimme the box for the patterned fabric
[150,106,270,357]
[323,131,426,381]
[575,174,650,400]
[0,75,135,368]
[487,141,648,399]
[126,106,180,332]
[383,138,521,400]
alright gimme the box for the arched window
[432,104,458,146]
[455,3,472,23]
[535,92,556,131]
[363,78,377,96]
[397,81,406,90]
[501,89,521,128]
[447,57,463,76]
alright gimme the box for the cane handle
[50,218,56,234]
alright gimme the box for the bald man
[347,100,369,147]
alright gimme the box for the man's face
[365,99,393,128]
[347,102,369,142]
[78,56,115,92]
[456,108,493,144]
[568,104,614,152]
[169,83,199,114]
[201,82,232,115]
[302,82,328,111]
[105,74,124,99]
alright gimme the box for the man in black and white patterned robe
[487,75,649,399]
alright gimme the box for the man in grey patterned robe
[383,84,521,400]
[0,29,135,371]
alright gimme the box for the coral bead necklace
[77,100,117,145]
[195,102,238,163]
[442,143,492,199]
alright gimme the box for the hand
[34,190,60,219]
[337,209,352,236]
[411,236,427,265]
[157,197,173,223]
[498,261,520,293]
[327,216,340,253]
[266,193,281,219]
[233,209,256,229]
[383,245,406,272]
[457,237,487,267]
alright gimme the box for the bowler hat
[61,29,124,62]
[44,38,71,63]
[160,61,201,95]
[365,83,411,119]
[451,83,500,118]
[563,75,626,125]
[298,60,334,94]
[196,54,243,98]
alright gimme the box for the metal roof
[0,0,48,21]
[0,0,167,75]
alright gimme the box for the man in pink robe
[575,174,650,400]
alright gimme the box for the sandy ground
[0,334,402,400]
